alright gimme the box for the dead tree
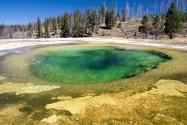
[160,0,165,14]
[137,4,143,17]
[126,0,130,18]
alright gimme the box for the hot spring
[1,42,187,125]
[31,46,171,84]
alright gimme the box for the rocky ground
[0,38,187,125]
[0,77,187,125]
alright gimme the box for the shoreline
[0,37,187,51]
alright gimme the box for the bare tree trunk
[169,32,173,39]
[115,1,118,16]
[167,0,172,11]
[154,1,158,14]
[69,13,74,37]
[146,6,149,15]
[129,9,134,18]
[133,0,136,17]
[160,0,164,14]
[176,0,179,10]
[126,1,130,18]
[179,0,187,13]
[137,4,143,17]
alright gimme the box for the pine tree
[52,17,57,34]
[43,18,50,38]
[91,9,98,36]
[98,7,102,24]
[84,9,98,36]
[69,13,74,37]
[138,14,151,38]
[85,9,92,35]
[121,8,126,22]
[180,13,187,22]
[57,15,61,30]
[116,11,121,21]
[105,10,110,28]
[105,4,116,29]
[60,12,70,37]
[164,2,182,39]
[73,9,83,37]
[0,24,5,37]
[110,4,116,27]
[36,16,43,38]
[49,16,52,32]
[152,15,164,39]
[101,2,106,23]
[57,15,62,37]
[27,22,33,38]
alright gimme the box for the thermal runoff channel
[31,46,171,84]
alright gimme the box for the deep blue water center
[31,46,171,84]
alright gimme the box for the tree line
[0,2,116,39]
[33,2,119,39]
[139,2,187,39]
[0,1,187,39]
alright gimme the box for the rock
[153,113,185,125]
[41,115,58,124]
[19,85,60,94]
[0,76,6,81]
[150,80,187,97]
[0,82,60,95]
[46,95,118,115]
[51,96,73,100]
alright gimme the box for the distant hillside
[97,17,187,39]
[97,18,142,38]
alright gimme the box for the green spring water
[31,46,171,84]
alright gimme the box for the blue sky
[0,0,174,25]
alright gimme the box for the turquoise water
[31,46,171,84]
